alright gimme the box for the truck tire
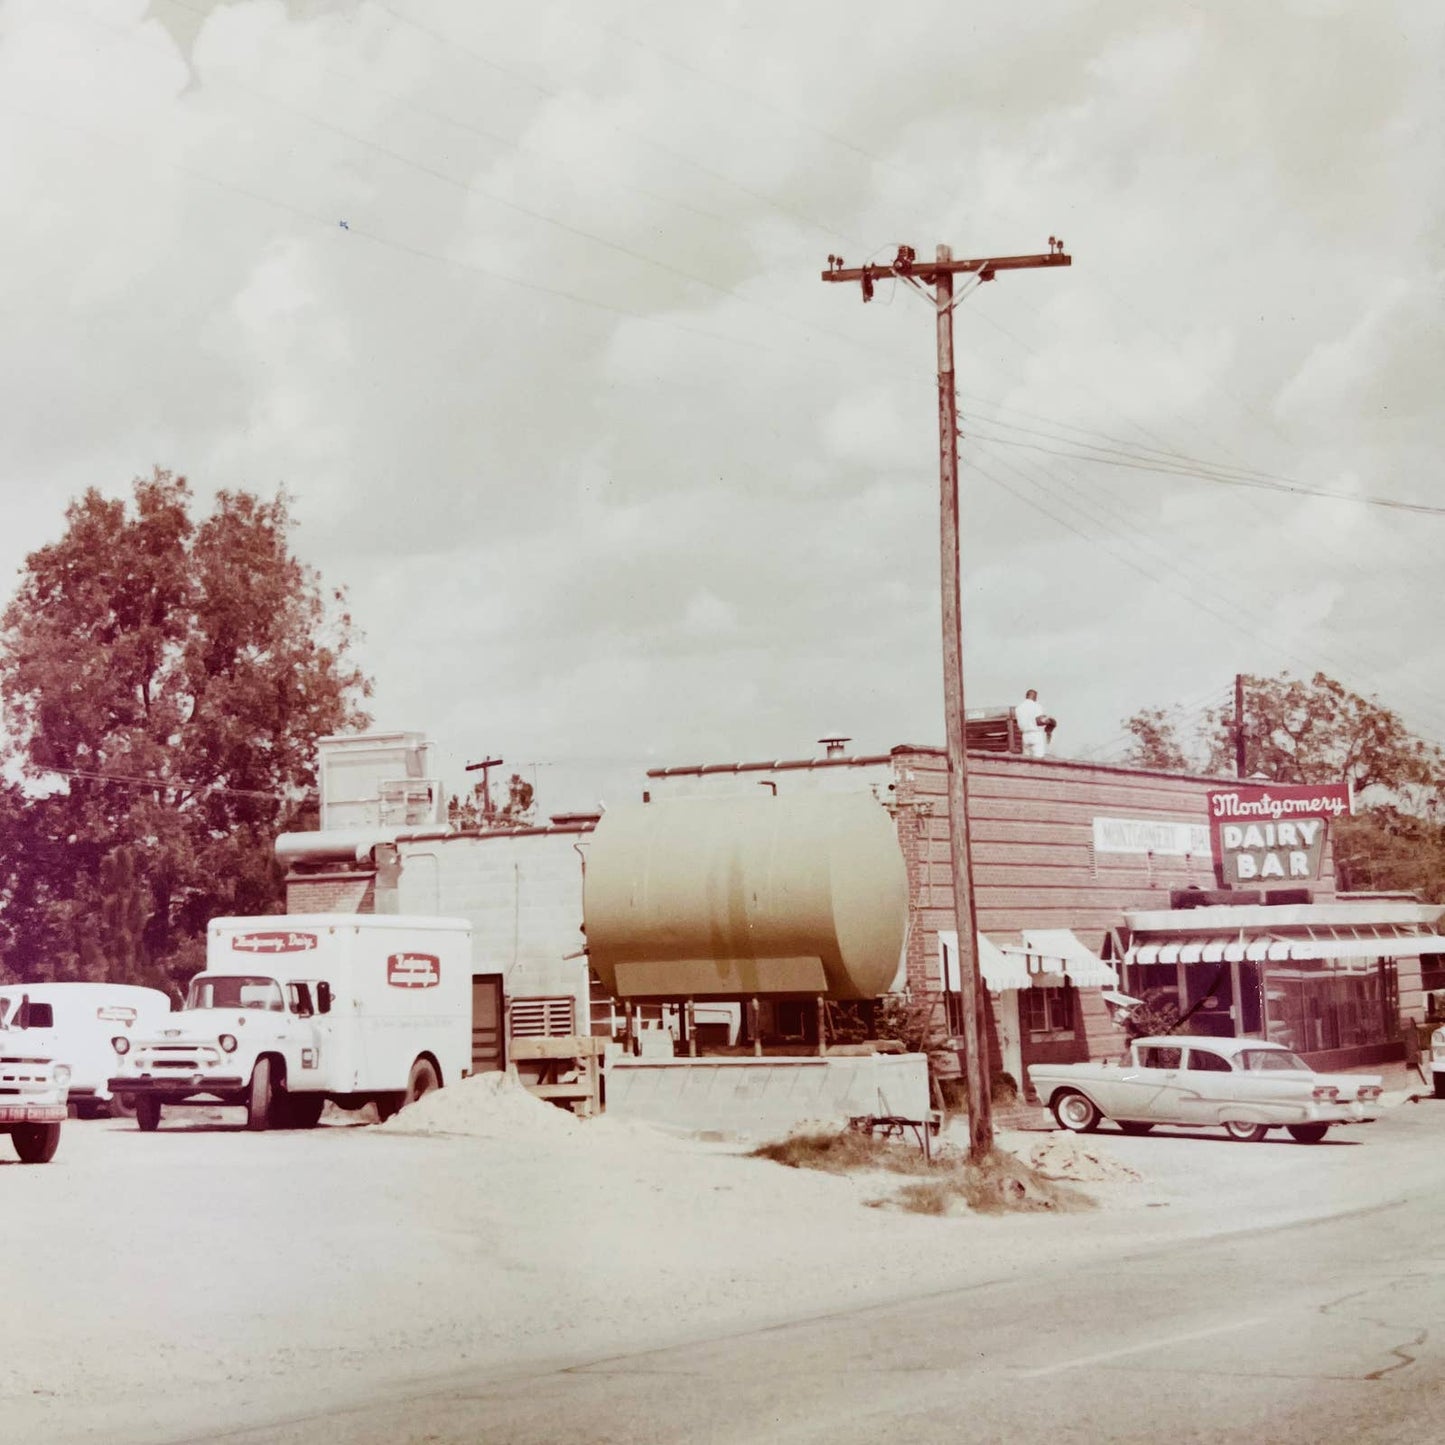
[135,1096,163,1132]
[108,1093,138,1120]
[373,1095,403,1123]
[12,1122,62,1163]
[282,1094,325,1129]
[404,1058,440,1107]
[1434,1072,1445,1100]
[247,1057,277,1132]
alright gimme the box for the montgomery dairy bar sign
[1208,781,1352,886]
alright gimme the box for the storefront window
[1024,985,1075,1040]
[1263,958,1397,1053]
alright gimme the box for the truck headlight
[218,1034,238,1054]
[53,1064,71,1085]
[112,1036,131,1056]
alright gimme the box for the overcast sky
[2,0,1441,815]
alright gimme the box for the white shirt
[1016,697,1045,736]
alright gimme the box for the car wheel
[1223,1120,1269,1142]
[1286,1123,1329,1143]
[135,1096,163,1132]
[1052,1089,1101,1133]
[1117,1121,1154,1136]
[12,1122,62,1164]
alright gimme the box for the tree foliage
[0,470,372,985]
[447,772,537,830]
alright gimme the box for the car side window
[1139,1046,1182,1069]
[1185,1049,1233,1072]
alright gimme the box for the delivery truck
[0,982,172,1116]
[108,914,474,1131]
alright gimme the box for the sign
[387,952,440,989]
[1093,817,1211,857]
[231,931,319,954]
[1207,782,1352,887]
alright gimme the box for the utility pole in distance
[822,240,1071,1161]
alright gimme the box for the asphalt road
[166,1108,1445,1445]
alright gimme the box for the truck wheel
[1052,1089,1100,1133]
[283,1094,325,1129]
[247,1057,276,1132]
[135,1097,163,1132]
[1286,1123,1329,1143]
[108,1094,138,1120]
[404,1058,440,1107]
[1434,1073,1445,1100]
[12,1122,62,1163]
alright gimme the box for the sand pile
[1027,1133,1141,1183]
[377,1069,586,1140]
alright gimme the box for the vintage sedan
[1028,1035,1383,1143]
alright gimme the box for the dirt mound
[1028,1134,1141,1183]
[377,1069,585,1140]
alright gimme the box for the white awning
[940,929,1117,991]
[939,931,1030,992]
[1018,929,1119,988]
[1128,926,1445,966]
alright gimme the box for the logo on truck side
[231,931,319,954]
[387,953,440,988]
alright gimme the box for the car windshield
[1238,1048,1312,1073]
[186,975,284,1012]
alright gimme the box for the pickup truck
[0,1003,70,1162]
[1028,1034,1382,1143]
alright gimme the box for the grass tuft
[751,1130,1095,1216]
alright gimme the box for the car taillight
[1312,1085,1339,1101]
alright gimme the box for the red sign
[388,953,440,989]
[231,931,319,954]
[1207,782,1353,886]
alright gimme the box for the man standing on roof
[1015,689,1057,758]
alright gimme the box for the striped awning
[1127,924,1445,966]
[939,930,1116,991]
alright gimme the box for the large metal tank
[584,792,907,1001]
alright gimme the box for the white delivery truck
[0,995,70,1162]
[108,914,475,1132]
[0,982,172,1117]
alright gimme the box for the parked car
[1028,1035,1383,1143]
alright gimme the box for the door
[471,974,506,1074]
[1092,1043,1185,1119]
[997,991,1024,1094]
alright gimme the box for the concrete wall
[603,1052,931,1135]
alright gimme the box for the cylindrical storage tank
[584,792,907,1001]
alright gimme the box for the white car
[1028,1035,1383,1144]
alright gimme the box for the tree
[447,772,537,830]
[0,470,372,985]
[1121,707,1195,773]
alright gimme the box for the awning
[1018,929,1119,988]
[940,929,1117,990]
[940,931,1030,991]
[1127,924,1445,966]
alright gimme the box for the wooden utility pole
[822,241,1071,1161]
[465,756,505,825]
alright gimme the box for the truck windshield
[187,976,285,1012]
[1238,1048,1311,1073]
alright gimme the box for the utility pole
[822,241,1071,1161]
[1234,674,1247,778]
[465,756,504,825]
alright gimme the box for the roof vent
[818,734,851,759]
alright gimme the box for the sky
[1,0,1441,817]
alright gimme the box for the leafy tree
[0,470,371,986]
[447,772,537,830]
[1121,707,1195,773]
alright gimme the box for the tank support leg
[750,997,762,1057]
[816,995,827,1056]
[685,998,697,1057]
